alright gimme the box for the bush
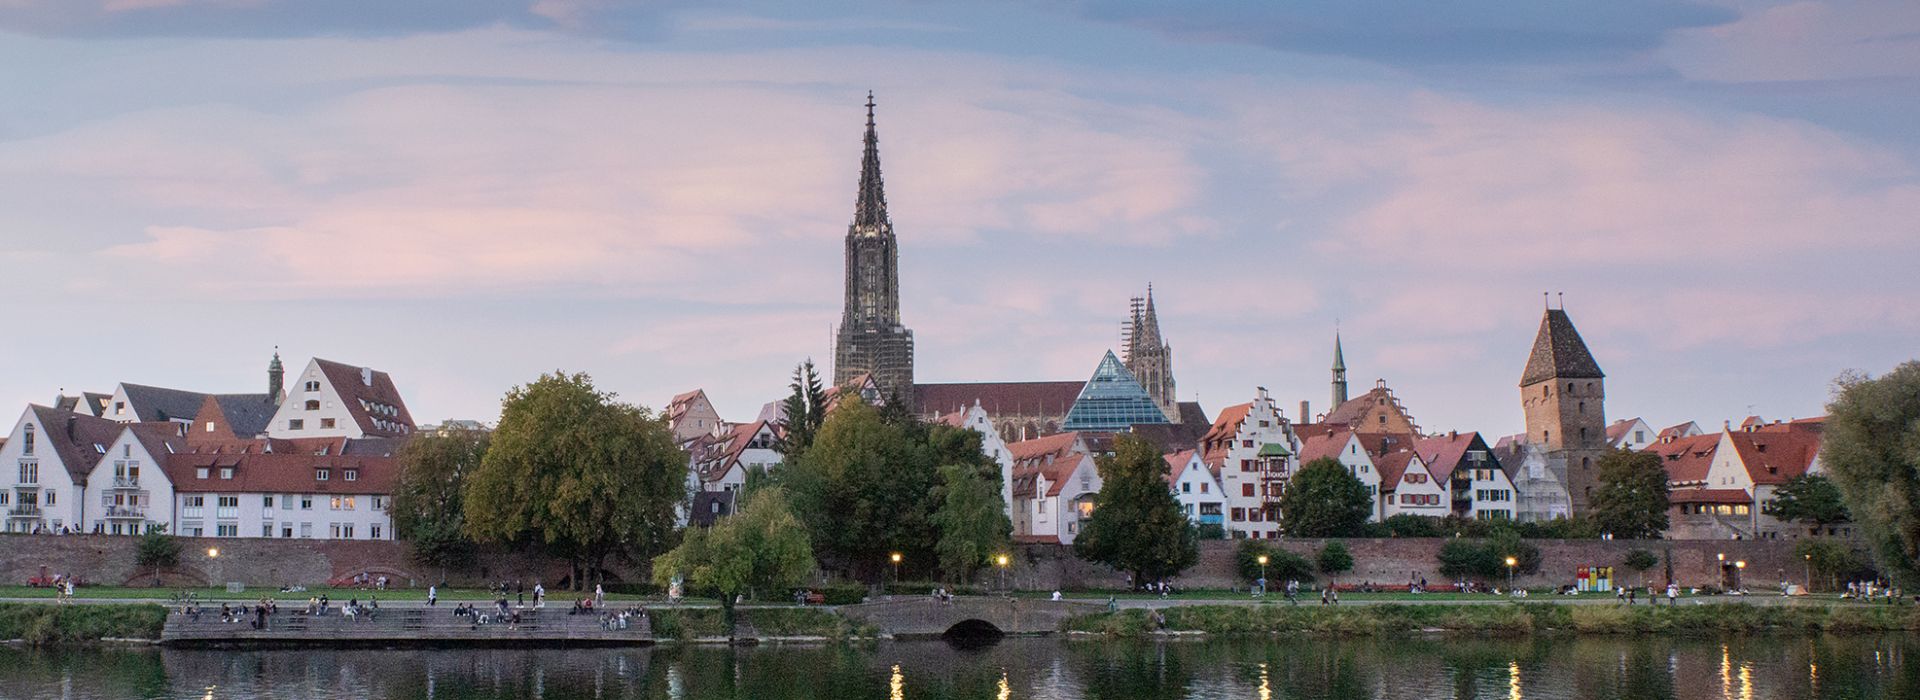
[816,585,867,606]
[0,604,167,645]
[1236,540,1315,584]
[1623,549,1659,572]
[1437,535,1539,580]
[1379,514,1445,538]
[1317,542,1354,575]
[1195,523,1227,540]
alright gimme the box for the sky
[2,0,1917,437]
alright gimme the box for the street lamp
[1256,554,1269,595]
[889,552,902,591]
[1805,553,1813,594]
[1734,560,1746,592]
[206,547,221,593]
[995,554,1010,591]
[1505,556,1518,594]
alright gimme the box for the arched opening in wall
[942,619,1005,648]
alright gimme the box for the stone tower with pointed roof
[267,349,285,405]
[834,92,915,405]
[1519,305,1607,513]
[1331,332,1349,410]
[1122,286,1177,422]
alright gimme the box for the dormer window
[220,467,233,480]
[196,467,209,479]
[344,469,358,482]
[316,469,330,481]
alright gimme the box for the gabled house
[1297,427,1382,521]
[1,406,122,533]
[1491,440,1571,523]
[83,422,188,535]
[1165,449,1224,530]
[161,444,397,540]
[1607,417,1656,452]
[685,420,783,495]
[1007,432,1102,545]
[1414,431,1517,521]
[1198,387,1299,539]
[666,389,724,443]
[266,358,415,439]
[1376,451,1448,518]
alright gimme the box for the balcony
[112,476,141,489]
[7,504,42,518]
[103,505,146,519]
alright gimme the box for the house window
[342,523,355,539]
[1242,440,1253,448]
[305,381,320,392]
[21,424,33,455]
[219,467,233,480]
[263,495,274,508]
[44,491,54,506]
[114,401,125,416]
[330,497,342,510]
[205,421,216,432]
[1182,483,1191,493]
[288,419,304,430]
[343,497,356,510]
[216,496,238,519]
[262,523,273,538]
[183,496,205,518]
[344,469,358,482]
[372,496,386,510]
[196,467,208,480]
[301,496,313,510]
[305,400,320,411]
[370,524,382,540]
[17,461,37,484]
[329,523,341,538]
[1230,507,1245,522]
[1241,484,1255,497]
[281,524,293,538]
[1378,415,1386,425]
[300,522,312,538]
[316,469,329,481]
[1200,483,1208,494]
[321,418,336,429]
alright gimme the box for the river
[1,634,1913,699]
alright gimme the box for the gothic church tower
[834,93,915,403]
[1519,304,1607,514]
[1122,286,1177,421]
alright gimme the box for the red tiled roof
[914,381,1084,417]
[1669,488,1751,505]
[1412,432,1480,484]
[1354,432,1419,458]
[1297,429,1355,464]
[1374,451,1418,490]
[1644,433,1720,484]
[1164,449,1199,484]
[1198,402,1252,463]
[314,358,415,438]
[1726,430,1820,485]
[163,451,397,494]
[1606,418,1642,443]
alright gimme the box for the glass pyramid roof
[1062,350,1171,432]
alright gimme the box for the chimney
[66,414,76,439]
[1299,401,1310,424]
[1448,430,1458,439]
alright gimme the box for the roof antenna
[1557,292,1565,310]
[1542,292,1549,309]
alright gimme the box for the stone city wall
[0,534,585,589]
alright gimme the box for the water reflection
[0,634,1916,699]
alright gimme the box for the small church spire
[1331,331,1349,408]
[268,347,285,405]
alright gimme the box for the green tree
[653,488,814,632]
[1437,536,1539,580]
[1374,514,1445,538]
[1236,540,1314,584]
[1623,549,1659,573]
[464,372,687,589]
[1074,434,1199,587]
[776,360,829,458]
[1590,449,1670,539]
[1317,541,1354,575]
[392,427,489,581]
[135,524,180,585]
[1764,474,1852,527]
[783,399,940,581]
[1280,458,1373,537]
[1794,538,1878,592]
[932,463,1012,583]
[1824,362,1920,586]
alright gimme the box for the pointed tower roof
[1521,308,1604,386]
[852,91,890,231]
[1062,350,1171,431]
[1332,332,1346,372]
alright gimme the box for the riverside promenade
[160,606,653,647]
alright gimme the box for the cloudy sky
[3,0,1916,436]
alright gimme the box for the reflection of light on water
[1809,661,1818,695]
[1508,661,1522,700]
[890,664,905,700]
[1738,664,1753,700]
[1258,662,1271,700]
[203,687,216,700]
[1720,645,1731,699]
[667,664,684,700]
[998,671,1011,700]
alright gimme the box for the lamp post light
[1805,553,1813,594]
[1735,560,1746,592]
[206,547,221,593]
[1505,556,1518,594]
[1256,554,1269,595]
[995,554,1010,591]
[889,552,902,591]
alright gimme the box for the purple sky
[2,1,1916,436]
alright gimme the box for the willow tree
[464,372,687,589]
[653,487,813,633]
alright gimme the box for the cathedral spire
[852,90,890,232]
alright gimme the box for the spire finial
[866,91,875,127]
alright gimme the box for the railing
[7,504,42,517]
[112,476,140,488]
[103,505,146,519]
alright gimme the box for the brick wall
[0,534,588,589]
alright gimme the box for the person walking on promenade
[534,582,546,609]
[595,583,605,608]
[428,585,438,607]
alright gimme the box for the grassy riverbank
[649,607,870,641]
[0,603,166,645]
[1065,602,1920,637]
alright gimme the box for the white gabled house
[2,406,122,534]
[267,358,416,440]
[84,422,187,536]
[1197,387,1300,539]
[1377,451,1449,518]
[1607,417,1656,452]
[1296,427,1382,522]
[1164,449,1224,530]
[1007,432,1102,545]
[936,401,1016,515]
